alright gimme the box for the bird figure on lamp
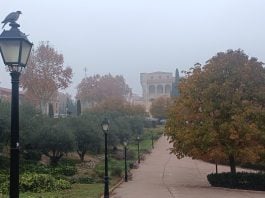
[2,11,22,29]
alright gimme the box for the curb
[100,178,124,198]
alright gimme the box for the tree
[76,100,81,116]
[89,97,146,117]
[48,103,54,118]
[150,96,171,120]
[21,41,72,114]
[165,49,265,173]
[34,118,75,165]
[76,74,131,109]
[69,114,102,161]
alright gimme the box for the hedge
[207,172,265,191]
[0,173,71,194]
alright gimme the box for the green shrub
[20,173,71,193]
[112,150,124,160]
[126,150,135,160]
[0,173,7,184]
[0,173,8,194]
[95,169,105,179]
[51,165,77,176]
[20,163,77,176]
[111,167,123,177]
[207,172,265,191]
[70,176,96,184]
[0,180,8,194]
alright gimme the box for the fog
[1,0,265,96]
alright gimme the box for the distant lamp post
[151,131,154,149]
[101,118,110,198]
[0,20,33,197]
[137,136,140,164]
[123,140,128,182]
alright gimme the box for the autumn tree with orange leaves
[150,96,172,120]
[76,74,131,110]
[21,42,72,114]
[165,50,265,173]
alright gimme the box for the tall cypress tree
[77,100,81,116]
[48,103,54,118]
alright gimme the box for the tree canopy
[150,96,171,120]
[21,41,72,114]
[165,49,265,173]
[76,74,131,109]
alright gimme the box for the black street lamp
[151,131,154,149]
[137,136,140,164]
[123,140,128,182]
[0,20,32,197]
[101,118,110,198]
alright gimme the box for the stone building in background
[140,69,179,112]
[0,87,25,103]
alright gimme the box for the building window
[149,85,155,95]
[157,85,163,94]
[165,84,171,94]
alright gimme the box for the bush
[52,165,77,176]
[20,173,71,193]
[111,167,123,177]
[112,150,124,160]
[20,162,77,176]
[207,172,265,191]
[0,173,7,184]
[126,150,135,160]
[70,176,96,184]
[0,173,71,194]
[0,180,8,194]
[95,169,105,179]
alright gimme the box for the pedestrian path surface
[111,135,265,198]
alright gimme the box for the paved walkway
[112,136,265,198]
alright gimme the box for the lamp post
[137,136,140,164]
[123,140,128,182]
[151,131,154,149]
[0,21,32,198]
[101,118,110,198]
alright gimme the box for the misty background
[0,0,265,96]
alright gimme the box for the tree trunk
[229,154,236,173]
[40,100,47,115]
[77,150,86,162]
[49,152,63,166]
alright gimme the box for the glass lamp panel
[20,40,32,65]
[102,124,109,131]
[0,40,20,64]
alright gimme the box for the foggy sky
[1,0,265,96]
